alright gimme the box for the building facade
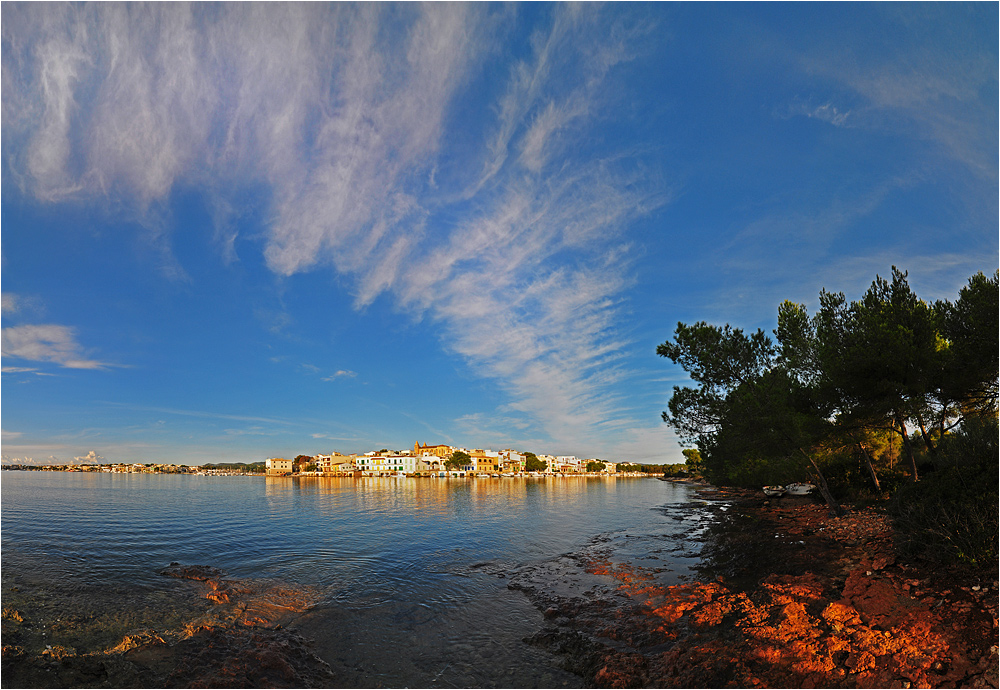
[265,458,293,476]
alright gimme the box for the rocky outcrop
[518,491,999,688]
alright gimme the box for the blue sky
[2,3,996,466]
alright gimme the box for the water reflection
[3,473,699,688]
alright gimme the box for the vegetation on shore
[659,268,998,569]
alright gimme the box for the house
[538,454,557,473]
[498,449,524,473]
[265,458,293,476]
[315,453,358,475]
[357,453,420,476]
[416,455,445,475]
[468,450,499,475]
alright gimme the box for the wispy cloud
[797,9,997,183]
[1,324,110,369]
[2,5,664,457]
[321,370,357,381]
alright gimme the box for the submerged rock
[1,565,330,688]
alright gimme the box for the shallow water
[2,472,713,687]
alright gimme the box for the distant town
[1,441,687,478]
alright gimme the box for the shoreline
[517,487,999,688]
[4,485,996,688]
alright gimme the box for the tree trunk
[799,449,846,517]
[857,443,881,492]
[916,413,937,455]
[895,413,919,482]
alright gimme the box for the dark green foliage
[936,271,999,416]
[681,448,703,475]
[446,450,471,470]
[891,417,998,568]
[586,460,606,472]
[523,452,546,472]
[201,462,265,472]
[617,463,677,474]
[659,267,998,552]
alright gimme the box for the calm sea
[1,472,713,687]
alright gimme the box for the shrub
[890,416,998,568]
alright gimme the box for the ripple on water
[3,472,705,688]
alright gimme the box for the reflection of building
[265,458,292,476]
[413,442,453,458]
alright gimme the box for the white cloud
[73,450,104,463]
[321,370,357,381]
[1,294,20,314]
[1,324,109,369]
[2,5,664,458]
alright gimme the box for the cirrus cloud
[2,4,666,458]
[1,324,109,370]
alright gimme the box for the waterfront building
[468,450,499,475]
[555,456,581,473]
[357,454,420,476]
[315,453,358,475]
[497,449,524,473]
[265,458,293,476]
[417,455,445,475]
[538,454,557,473]
[413,441,453,458]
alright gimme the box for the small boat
[762,485,786,497]
[785,482,816,496]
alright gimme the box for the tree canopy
[446,450,471,470]
[522,452,546,472]
[659,268,998,519]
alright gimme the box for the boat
[762,485,786,497]
[785,482,816,496]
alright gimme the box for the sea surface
[1,472,718,687]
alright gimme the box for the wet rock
[159,564,226,581]
[515,493,999,689]
[1,565,330,688]
[2,608,25,624]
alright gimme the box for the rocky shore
[513,487,999,688]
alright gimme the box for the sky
[1,3,997,466]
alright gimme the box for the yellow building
[469,450,499,475]
[414,441,454,458]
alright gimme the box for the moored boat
[762,485,786,497]
[785,482,816,496]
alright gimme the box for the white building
[356,454,420,475]
[555,456,582,473]
[265,458,293,475]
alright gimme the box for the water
[1,472,712,687]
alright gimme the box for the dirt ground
[527,487,999,688]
